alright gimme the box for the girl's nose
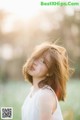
[33,59,38,65]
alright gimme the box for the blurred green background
[0,1,80,120]
[0,79,80,120]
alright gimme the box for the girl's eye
[39,59,45,64]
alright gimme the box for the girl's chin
[28,71,36,76]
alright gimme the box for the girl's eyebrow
[42,56,50,70]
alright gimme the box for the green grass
[60,79,80,120]
[0,79,80,120]
[0,81,31,120]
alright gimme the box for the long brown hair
[22,42,74,101]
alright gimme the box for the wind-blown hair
[22,42,74,101]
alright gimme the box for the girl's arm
[38,89,57,120]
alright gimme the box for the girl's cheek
[36,64,41,70]
[37,67,41,73]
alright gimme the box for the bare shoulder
[40,87,56,99]
[38,87,57,114]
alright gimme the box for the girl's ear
[46,73,50,77]
[46,73,53,77]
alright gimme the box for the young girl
[22,42,73,120]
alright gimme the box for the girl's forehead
[41,52,51,62]
[34,49,51,62]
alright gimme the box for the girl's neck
[32,76,46,90]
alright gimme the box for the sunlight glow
[1,44,13,60]
[2,15,16,33]
[0,0,78,34]
[65,7,74,16]
[0,0,79,20]
[0,0,41,21]
[0,0,59,21]
[0,0,59,33]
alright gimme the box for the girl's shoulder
[37,85,57,114]
[40,85,58,105]
[41,85,57,97]
[40,86,57,102]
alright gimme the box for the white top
[22,85,63,120]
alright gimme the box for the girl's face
[28,53,51,78]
